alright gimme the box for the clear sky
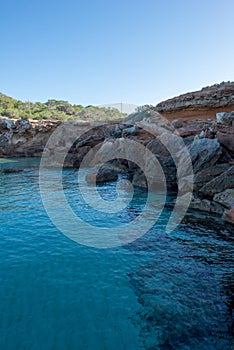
[1,0,234,107]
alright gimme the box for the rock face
[199,166,234,197]
[145,137,177,189]
[213,189,234,209]
[175,137,233,222]
[189,196,225,215]
[193,163,230,191]
[178,139,222,176]
[86,168,119,184]
[0,118,123,161]
[155,82,234,120]
[0,118,61,157]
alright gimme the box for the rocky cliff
[1,82,234,225]
[155,81,234,120]
[0,118,61,157]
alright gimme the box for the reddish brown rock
[224,208,234,224]
[217,132,234,158]
[176,126,202,137]
[155,82,234,121]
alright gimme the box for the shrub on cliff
[0,92,126,121]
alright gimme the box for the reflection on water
[0,158,233,350]
[129,217,234,349]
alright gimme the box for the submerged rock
[0,168,23,174]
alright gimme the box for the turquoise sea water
[0,158,233,349]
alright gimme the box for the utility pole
[28,100,31,118]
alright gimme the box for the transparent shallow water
[0,158,233,349]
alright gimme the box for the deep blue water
[0,158,233,350]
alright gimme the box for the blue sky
[1,0,234,106]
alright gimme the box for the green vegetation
[0,93,126,121]
[124,105,155,123]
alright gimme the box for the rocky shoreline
[1,82,234,225]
